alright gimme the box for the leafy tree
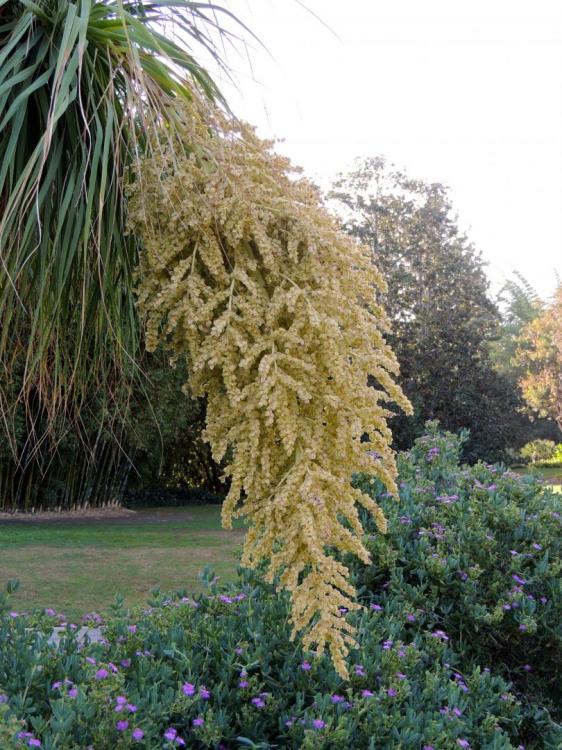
[489,274,560,451]
[519,439,557,464]
[125,351,223,494]
[518,284,562,432]
[490,273,543,376]
[330,157,527,461]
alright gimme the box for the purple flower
[423,746,435,750]
[219,595,233,604]
[512,574,526,586]
[331,694,344,704]
[199,686,211,700]
[28,741,41,748]
[127,624,137,634]
[500,693,510,701]
[251,697,266,709]
[399,516,411,525]
[382,639,393,650]
[362,689,374,697]
[398,649,406,658]
[540,596,548,605]
[452,707,462,717]
[406,613,416,622]
[510,550,518,556]
[121,659,131,668]
[519,623,527,632]
[9,611,18,618]
[94,669,108,680]
[396,672,407,680]
[532,543,542,551]
[239,680,249,688]
[457,741,470,749]
[503,604,511,611]
[85,657,97,665]
[387,688,397,697]
[487,484,497,491]
[44,608,56,617]
[132,728,144,741]
[68,687,78,698]
[354,664,366,676]
[127,704,137,713]
[523,664,532,672]
[116,720,129,731]
[0,694,7,704]
[431,629,449,641]
[312,719,325,730]
[370,603,383,612]
[300,661,312,671]
[192,717,204,726]
[182,682,195,696]
[164,728,177,741]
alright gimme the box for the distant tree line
[330,157,560,463]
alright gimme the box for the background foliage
[517,285,562,433]
[330,158,559,463]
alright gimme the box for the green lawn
[514,465,562,485]
[0,506,244,620]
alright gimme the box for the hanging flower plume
[127,98,412,677]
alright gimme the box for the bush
[0,574,541,750]
[352,423,562,746]
[519,440,557,465]
[0,425,560,749]
[123,487,224,508]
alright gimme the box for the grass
[0,506,245,619]
[514,465,562,483]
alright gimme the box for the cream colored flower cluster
[127,100,411,677]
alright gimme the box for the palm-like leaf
[0,0,242,452]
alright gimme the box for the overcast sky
[206,0,562,299]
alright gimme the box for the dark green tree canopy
[330,157,525,461]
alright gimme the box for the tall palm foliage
[0,0,241,505]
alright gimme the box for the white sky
[206,0,562,299]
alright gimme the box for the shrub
[123,487,224,509]
[519,440,557,465]
[0,425,560,748]
[352,422,562,746]
[0,572,541,750]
